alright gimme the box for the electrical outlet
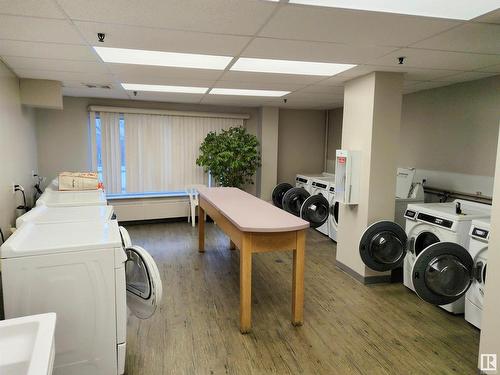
[11,183,16,194]
[32,170,37,177]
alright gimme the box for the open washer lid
[282,187,310,217]
[359,221,408,272]
[412,242,473,306]
[300,194,329,228]
[272,183,293,208]
[126,245,163,319]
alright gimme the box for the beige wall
[277,108,326,185]
[479,123,500,371]
[328,75,500,179]
[257,107,279,200]
[35,96,260,194]
[0,61,37,236]
[326,107,343,172]
[336,72,403,279]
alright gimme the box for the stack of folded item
[58,172,102,191]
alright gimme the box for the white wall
[0,60,37,237]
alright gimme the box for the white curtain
[99,112,122,194]
[124,114,241,193]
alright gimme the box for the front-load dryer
[359,200,490,314]
[310,177,333,236]
[0,220,162,375]
[36,188,107,207]
[16,205,115,228]
[465,218,490,328]
[295,173,324,194]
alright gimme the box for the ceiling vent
[83,83,112,89]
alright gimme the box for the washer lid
[272,183,293,208]
[126,245,163,319]
[300,194,329,228]
[282,187,310,217]
[15,205,114,228]
[36,189,107,207]
[412,242,473,306]
[0,220,122,259]
[359,221,408,272]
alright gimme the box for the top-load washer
[464,218,490,328]
[16,205,115,228]
[358,200,490,314]
[37,188,107,207]
[0,220,162,375]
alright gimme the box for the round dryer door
[332,201,340,226]
[126,245,163,319]
[282,187,310,217]
[359,221,408,272]
[272,183,293,208]
[119,226,132,248]
[412,242,473,306]
[300,194,329,228]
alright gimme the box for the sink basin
[0,313,56,375]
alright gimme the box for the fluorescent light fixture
[231,57,355,76]
[210,88,289,97]
[288,0,500,20]
[122,83,208,94]
[94,47,233,70]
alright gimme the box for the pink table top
[198,187,310,233]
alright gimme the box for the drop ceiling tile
[215,80,305,91]
[241,37,396,64]
[219,70,326,85]
[201,95,270,107]
[74,22,251,56]
[317,65,462,85]
[2,56,108,73]
[63,87,129,99]
[109,64,224,81]
[58,0,277,35]
[0,0,66,19]
[124,91,204,104]
[369,48,500,71]
[0,15,84,44]
[0,40,98,61]
[260,5,459,47]
[403,80,455,94]
[62,80,116,89]
[432,71,499,82]
[113,74,217,88]
[411,23,500,54]
[14,69,115,83]
[296,85,344,95]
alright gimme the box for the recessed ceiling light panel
[210,88,289,97]
[121,83,209,94]
[288,0,499,20]
[94,47,233,70]
[231,57,356,76]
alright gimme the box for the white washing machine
[464,218,490,329]
[0,220,162,375]
[37,188,107,207]
[295,173,326,194]
[310,177,334,236]
[16,205,115,228]
[328,184,339,242]
[359,200,490,314]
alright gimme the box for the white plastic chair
[185,184,206,227]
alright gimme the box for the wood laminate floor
[124,222,479,375]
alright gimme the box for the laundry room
[0,1,500,375]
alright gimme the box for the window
[90,110,243,196]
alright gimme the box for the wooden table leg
[292,230,305,326]
[240,233,252,333]
[198,205,205,253]
[229,240,236,250]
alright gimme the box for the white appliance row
[1,184,163,374]
[358,199,491,318]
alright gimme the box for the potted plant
[196,127,261,189]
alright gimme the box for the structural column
[478,122,500,373]
[257,106,279,200]
[336,72,404,282]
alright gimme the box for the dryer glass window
[333,201,339,225]
[415,232,439,256]
[370,232,404,264]
[425,255,471,297]
[126,249,152,299]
